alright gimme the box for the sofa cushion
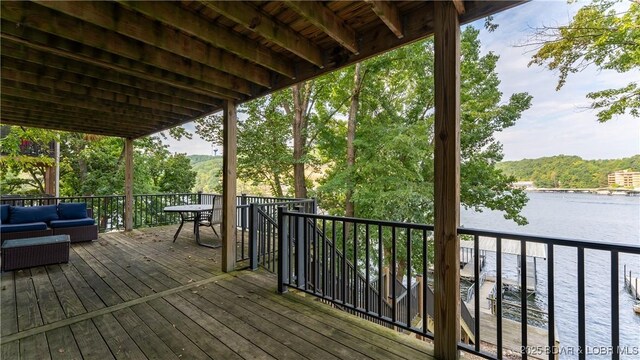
[58,203,88,220]
[49,218,95,229]
[0,222,48,233]
[9,205,59,224]
[0,204,9,224]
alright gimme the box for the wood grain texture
[0,227,435,360]
[433,1,461,359]
[118,1,295,79]
[367,1,404,38]
[205,1,324,68]
[286,1,359,54]
[222,100,238,272]
[35,0,272,89]
[0,1,523,138]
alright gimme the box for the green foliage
[158,154,196,193]
[319,27,532,227]
[187,154,217,165]
[527,0,639,122]
[498,154,640,188]
[191,156,223,192]
[0,126,58,194]
[0,126,196,196]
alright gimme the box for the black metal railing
[0,193,300,239]
[277,208,436,337]
[276,208,640,360]
[456,228,640,360]
[246,200,317,269]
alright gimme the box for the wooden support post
[44,166,55,195]
[433,1,461,359]
[124,138,134,231]
[221,100,237,273]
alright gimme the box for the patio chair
[199,196,222,238]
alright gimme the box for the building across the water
[608,170,640,188]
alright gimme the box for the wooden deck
[1,226,434,360]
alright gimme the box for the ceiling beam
[1,2,250,98]
[286,1,359,54]
[1,43,220,109]
[1,74,204,117]
[0,108,155,137]
[204,1,324,68]
[249,1,523,105]
[452,0,466,15]
[1,84,201,120]
[1,96,184,127]
[117,1,295,79]
[0,30,241,101]
[1,110,143,138]
[34,1,272,89]
[1,116,141,138]
[366,1,404,39]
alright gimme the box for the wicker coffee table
[1,235,71,271]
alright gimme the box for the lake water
[461,192,640,359]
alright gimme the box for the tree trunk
[345,63,364,217]
[272,172,284,197]
[292,82,311,199]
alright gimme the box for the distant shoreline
[523,188,640,196]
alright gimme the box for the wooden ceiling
[1,1,522,138]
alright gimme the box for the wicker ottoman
[1,235,70,271]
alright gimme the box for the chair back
[210,195,223,225]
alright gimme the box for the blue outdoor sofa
[0,203,98,243]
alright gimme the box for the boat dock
[624,272,640,300]
[466,278,554,359]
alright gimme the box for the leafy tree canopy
[0,126,196,196]
[527,0,639,122]
[498,154,640,188]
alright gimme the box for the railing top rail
[255,199,315,208]
[281,210,436,230]
[242,195,309,201]
[458,227,640,254]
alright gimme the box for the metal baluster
[289,210,295,286]
[547,244,555,360]
[406,228,412,328]
[578,247,585,360]
[611,251,619,360]
[421,229,427,334]
[342,221,347,305]
[322,218,327,296]
[521,240,528,360]
[332,220,337,301]
[378,225,383,318]
[353,222,358,308]
[314,217,318,294]
[365,224,370,312]
[474,234,481,352]
[497,236,503,360]
[392,226,397,325]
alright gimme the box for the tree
[526,0,639,122]
[157,154,196,193]
[345,63,366,218]
[318,27,532,280]
[194,70,353,198]
[0,126,58,194]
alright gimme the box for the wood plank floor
[1,226,434,360]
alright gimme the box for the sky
[164,0,640,161]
